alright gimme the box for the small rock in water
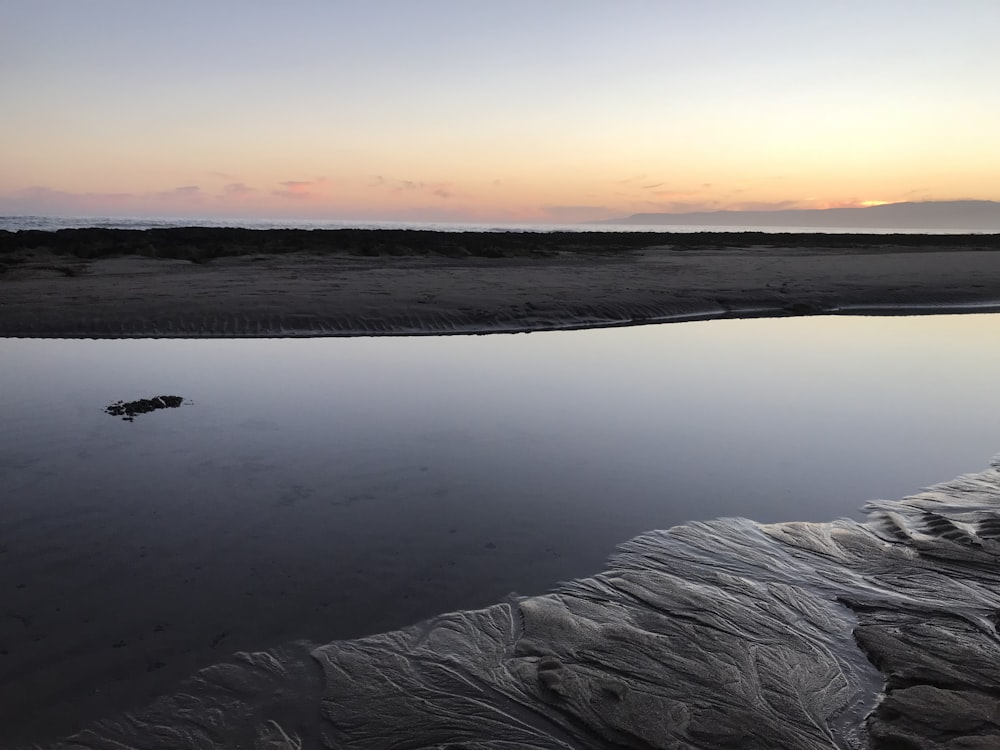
[104,395,185,421]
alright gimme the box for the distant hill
[602,200,1000,231]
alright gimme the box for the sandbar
[2,228,999,336]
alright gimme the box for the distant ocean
[0,215,985,235]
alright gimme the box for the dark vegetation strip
[1,227,999,264]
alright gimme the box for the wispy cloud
[633,198,830,214]
[371,176,456,199]
[635,199,721,213]
[2,182,270,216]
[272,178,328,200]
[727,199,802,211]
[614,180,712,205]
[223,182,255,197]
[649,188,702,199]
[1,185,210,212]
[10,186,133,205]
[153,185,202,199]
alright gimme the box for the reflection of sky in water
[5,315,1000,526]
[2,314,1000,640]
[3,314,1000,742]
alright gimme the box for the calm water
[0,214,983,234]
[4,315,1000,611]
[2,314,1000,742]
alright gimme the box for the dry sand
[2,238,1000,336]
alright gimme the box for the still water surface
[2,314,1000,740]
[4,315,1000,614]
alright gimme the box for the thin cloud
[156,185,201,197]
[636,200,722,213]
[223,182,255,197]
[0,186,133,216]
[728,199,802,211]
[372,177,456,199]
[619,184,710,201]
[0,184,221,215]
[402,180,453,198]
[13,186,132,203]
[635,199,823,214]
[272,178,328,200]
[650,188,702,199]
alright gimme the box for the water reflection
[1,314,999,742]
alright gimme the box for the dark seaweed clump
[105,395,184,421]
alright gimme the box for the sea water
[2,314,1000,743]
[0,214,986,234]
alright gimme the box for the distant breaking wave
[0,214,984,234]
[46,457,1000,749]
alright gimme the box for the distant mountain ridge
[603,200,1000,230]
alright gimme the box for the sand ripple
[41,458,1000,749]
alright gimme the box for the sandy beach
[3,229,1000,749]
[2,229,1000,336]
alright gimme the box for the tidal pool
[2,313,1000,744]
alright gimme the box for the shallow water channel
[2,313,1000,743]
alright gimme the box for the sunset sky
[2,1,998,223]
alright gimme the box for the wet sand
[31,458,1000,750]
[1,228,999,336]
[3,229,1000,748]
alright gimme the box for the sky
[2,0,999,224]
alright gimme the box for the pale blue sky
[3,1,998,220]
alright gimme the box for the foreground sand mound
[49,459,1000,749]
